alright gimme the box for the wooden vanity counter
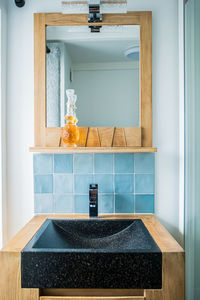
[0,214,185,300]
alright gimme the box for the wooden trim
[2,215,183,253]
[29,147,157,153]
[140,12,152,147]
[40,297,145,300]
[87,128,101,147]
[77,127,89,147]
[34,12,153,151]
[124,127,142,147]
[34,13,46,147]
[146,252,185,300]
[44,127,142,148]
[98,128,114,147]
[0,252,39,300]
[44,12,143,26]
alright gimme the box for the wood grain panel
[87,128,101,147]
[140,12,152,147]
[30,147,157,153]
[44,12,143,26]
[34,13,46,147]
[124,127,141,147]
[146,252,185,300]
[45,127,62,147]
[0,252,39,300]
[113,128,126,147]
[58,127,141,148]
[98,128,114,147]
[77,127,89,147]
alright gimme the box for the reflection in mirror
[46,25,140,127]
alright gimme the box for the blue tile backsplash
[114,153,134,173]
[34,153,155,214]
[34,175,53,194]
[54,154,73,173]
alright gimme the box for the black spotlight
[15,0,25,8]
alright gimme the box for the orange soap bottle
[62,89,79,147]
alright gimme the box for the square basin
[21,219,162,289]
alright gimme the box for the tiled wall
[33,153,155,214]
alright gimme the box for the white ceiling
[47,25,140,64]
[65,39,139,63]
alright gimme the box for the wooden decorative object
[124,127,141,147]
[113,128,126,147]
[87,128,101,147]
[98,128,114,147]
[36,127,142,149]
[33,12,153,151]
[45,127,62,147]
[77,127,89,147]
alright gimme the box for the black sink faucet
[89,184,98,218]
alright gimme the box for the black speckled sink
[21,219,162,289]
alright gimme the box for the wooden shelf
[29,147,157,153]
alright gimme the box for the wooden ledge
[29,147,157,153]
[2,214,182,253]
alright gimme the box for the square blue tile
[114,154,134,173]
[54,194,73,213]
[135,194,154,213]
[54,154,73,173]
[74,195,88,213]
[99,194,114,213]
[94,154,113,173]
[115,174,134,193]
[115,194,134,213]
[74,154,93,173]
[94,174,113,193]
[34,175,53,193]
[74,174,93,194]
[33,154,53,174]
[135,153,155,174]
[34,194,54,213]
[135,174,154,194]
[54,174,73,194]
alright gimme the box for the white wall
[0,0,7,248]
[72,66,139,127]
[5,0,180,243]
[127,0,180,241]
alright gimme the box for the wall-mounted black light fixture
[15,0,25,8]
[88,1,102,33]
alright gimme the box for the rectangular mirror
[46,25,140,128]
[33,12,153,149]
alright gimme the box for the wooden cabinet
[0,214,185,300]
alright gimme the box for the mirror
[46,25,140,128]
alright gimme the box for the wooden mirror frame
[34,12,153,151]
